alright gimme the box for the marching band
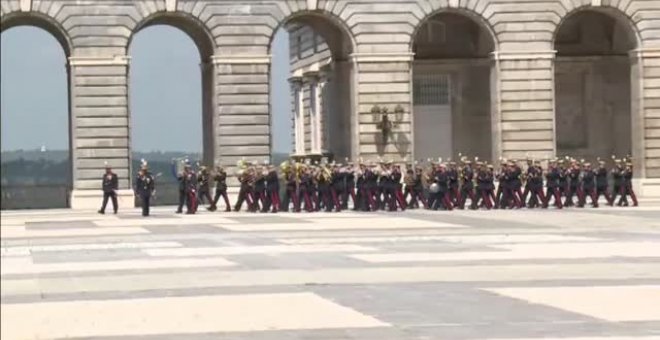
[102,155,638,215]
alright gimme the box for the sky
[0,25,292,154]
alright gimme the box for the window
[313,32,319,53]
[414,74,450,105]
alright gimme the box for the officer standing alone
[135,160,155,217]
[98,163,118,214]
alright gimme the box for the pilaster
[213,54,271,186]
[68,55,133,209]
[351,52,414,162]
[491,50,556,161]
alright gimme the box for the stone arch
[410,8,498,162]
[552,7,642,173]
[1,11,74,208]
[127,11,216,61]
[0,11,72,56]
[126,11,217,167]
[552,6,641,53]
[410,7,499,53]
[268,10,357,161]
[268,10,357,60]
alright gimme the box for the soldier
[197,166,214,211]
[253,165,267,212]
[183,163,198,214]
[494,160,507,209]
[611,160,624,204]
[343,163,357,210]
[543,160,563,209]
[329,164,343,212]
[355,163,367,211]
[508,161,524,209]
[578,163,598,208]
[316,165,334,212]
[413,165,428,209]
[135,160,154,217]
[521,159,534,203]
[618,162,638,207]
[392,164,406,210]
[234,165,254,212]
[458,159,477,210]
[431,164,453,211]
[564,160,582,207]
[172,160,187,214]
[447,161,460,207]
[595,160,613,206]
[282,162,300,212]
[363,163,378,211]
[98,163,118,214]
[211,165,231,212]
[475,162,494,209]
[263,165,281,213]
[299,165,315,212]
[526,160,546,208]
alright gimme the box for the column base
[637,178,660,198]
[70,189,135,210]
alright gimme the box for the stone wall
[2,0,660,205]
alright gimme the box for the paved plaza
[1,207,660,340]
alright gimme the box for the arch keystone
[306,0,318,11]
[591,0,602,7]
[19,0,31,12]
[166,0,177,12]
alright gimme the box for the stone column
[318,68,330,153]
[289,76,305,156]
[492,51,556,162]
[68,55,134,210]
[213,55,271,187]
[633,47,660,197]
[303,70,323,155]
[352,53,414,162]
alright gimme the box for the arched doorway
[269,13,355,162]
[554,10,638,163]
[127,15,215,205]
[412,12,496,162]
[1,16,72,209]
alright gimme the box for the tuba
[236,159,248,177]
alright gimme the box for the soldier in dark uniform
[299,165,315,212]
[564,160,582,208]
[172,160,187,214]
[263,165,281,213]
[595,160,613,206]
[558,160,569,199]
[527,161,546,208]
[494,161,507,209]
[618,162,638,207]
[98,163,119,214]
[521,159,534,203]
[447,162,460,208]
[282,164,300,212]
[343,163,357,210]
[135,161,154,217]
[413,166,428,209]
[197,166,213,211]
[330,164,343,211]
[543,160,563,209]
[426,162,438,209]
[508,161,524,209]
[355,164,366,211]
[476,163,496,209]
[212,165,231,212]
[611,160,624,205]
[392,164,407,210]
[234,166,254,212]
[578,162,598,208]
[431,164,453,211]
[183,164,198,214]
[459,160,477,210]
[363,164,378,211]
[253,166,267,212]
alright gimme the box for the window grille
[413,74,450,105]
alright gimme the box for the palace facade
[1,0,659,208]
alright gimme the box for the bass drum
[429,183,440,194]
